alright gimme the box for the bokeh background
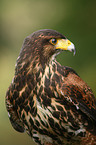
[0,0,96,145]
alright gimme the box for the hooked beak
[56,39,76,55]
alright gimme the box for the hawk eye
[50,38,57,45]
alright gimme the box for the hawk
[6,29,96,145]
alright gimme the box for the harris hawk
[6,29,96,145]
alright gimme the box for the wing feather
[58,67,96,135]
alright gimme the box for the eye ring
[50,38,57,45]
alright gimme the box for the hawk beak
[56,39,76,55]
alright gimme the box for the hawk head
[17,29,75,68]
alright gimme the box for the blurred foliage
[0,0,96,145]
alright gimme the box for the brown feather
[6,29,96,145]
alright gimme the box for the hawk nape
[6,29,96,145]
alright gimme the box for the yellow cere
[55,39,72,50]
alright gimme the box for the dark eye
[52,38,57,44]
[50,38,57,45]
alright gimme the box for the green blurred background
[0,0,96,145]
